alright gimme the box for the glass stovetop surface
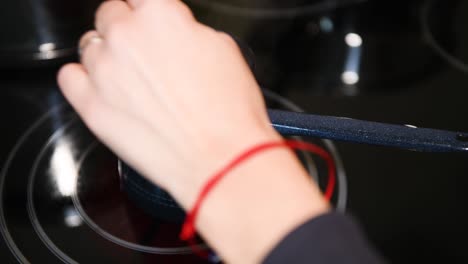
[2,0,468,263]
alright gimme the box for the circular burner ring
[0,104,68,264]
[420,0,468,74]
[1,92,347,263]
[23,118,204,264]
[71,141,203,255]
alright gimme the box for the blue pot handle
[268,109,468,153]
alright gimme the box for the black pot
[0,0,102,67]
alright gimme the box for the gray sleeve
[263,212,386,264]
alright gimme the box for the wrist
[167,124,281,210]
[192,140,330,263]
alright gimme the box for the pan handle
[268,109,468,152]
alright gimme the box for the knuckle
[217,32,238,48]
[149,0,194,24]
[172,2,194,21]
[95,0,114,19]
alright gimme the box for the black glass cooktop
[2,0,468,263]
[0,73,214,263]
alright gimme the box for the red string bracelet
[179,139,337,258]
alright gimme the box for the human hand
[58,0,279,208]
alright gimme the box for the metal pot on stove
[0,0,102,67]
